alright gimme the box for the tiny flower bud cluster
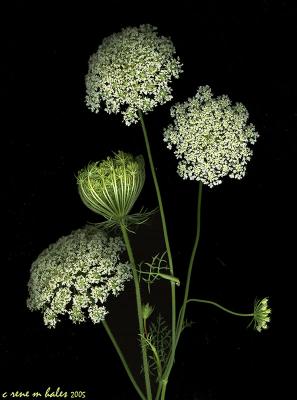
[85,24,183,125]
[27,226,132,328]
[163,85,259,187]
[253,297,271,332]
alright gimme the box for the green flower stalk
[163,85,259,187]
[77,151,146,228]
[84,25,181,396]
[27,226,132,328]
[85,24,183,125]
[177,297,272,337]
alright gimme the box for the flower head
[163,85,259,187]
[85,24,183,125]
[252,297,271,332]
[77,151,146,228]
[27,226,132,328]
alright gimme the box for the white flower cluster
[85,24,183,125]
[163,85,259,187]
[27,226,132,328]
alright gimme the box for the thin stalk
[176,181,203,343]
[184,299,254,317]
[138,110,176,372]
[120,223,153,400]
[102,320,146,400]
[155,182,203,400]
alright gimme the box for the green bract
[85,24,183,125]
[163,85,259,187]
[77,151,146,228]
[27,225,132,328]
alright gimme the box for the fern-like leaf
[140,313,171,382]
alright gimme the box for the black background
[2,1,296,399]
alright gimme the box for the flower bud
[77,151,145,227]
[142,303,154,320]
[253,297,271,332]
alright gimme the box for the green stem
[156,182,203,400]
[144,319,148,337]
[184,299,254,317]
[176,182,203,344]
[160,379,168,400]
[120,223,152,400]
[156,182,202,399]
[138,110,176,375]
[102,320,146,400]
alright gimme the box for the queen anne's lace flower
[27,226,132,328]
[163,85,259,187]
[85,24,183,125]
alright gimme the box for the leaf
[138,252,180,293]
[140,313,171,382]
